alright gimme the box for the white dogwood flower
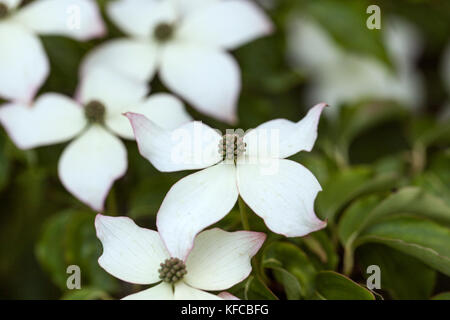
[126,103,327,259]
[0,67,192,211]
[287,17,424,110]
[0,0,105,103]
[95,214,265,300]
[81,0,274,123]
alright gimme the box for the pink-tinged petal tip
[218,292,240,300]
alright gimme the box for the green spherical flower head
[84,100,106,124]
[154,22,174,42]
[0,3,8,19]
[218,133,247,161]
[158,257,187,283]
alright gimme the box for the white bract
[0,0,105,103]
[0,67,192,211]
[81,0,274,123]
[95,214,265,300]
[287,17,424,110]
[127,103,327,259]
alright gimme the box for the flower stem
[106,187,118,216]
[411,143,426,176]
[237,197,268,284]
[238,196,250,230]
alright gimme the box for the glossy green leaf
[263,242,317,298]
[356,216,450,276]
[295,230,339,271]
[414,151,450,206]
[339,187,450,246]
[316,167,397,221]
[36,210,118,293]
[264,260,302,300]
[314,271,375,300]
[357,244,436,299]
[244,276,278,300]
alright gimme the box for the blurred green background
[0,0,449,300]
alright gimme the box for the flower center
[84,100,106,124]
[158,257,187,283]
[218,133,246,161]
[0,3,8,18]
[154,22,174,42]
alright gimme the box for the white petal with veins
[14,0,105,40]
[108,0,177,38]
[76,67,148,116]
[237,158,326,237]
[160,43,240,124]
[174,282,222,300]
[0,22,49,103]
[96,214,170,285]
[127,113,222,172]
[157,163,239,260]
[185,228,265,291]
[244,103,327,159]
[107,93,192,140]
[0,93,85,149]
[178,0,273,50]
[122,282,174,300]
[58,125,127,211]
[80,39,159,82]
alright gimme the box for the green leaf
[408,117,450,148]
[338,194,383,246]
[61,287,111,300]
[316,166,397,222]
[357,244,436,299]
[337,103,406,150]
[128,173,182,220]
[294,230,339,271]
[356,216,450,276]
[263,242,317,298]
[36,210,118,293]
[305,0,390,65]
[431,292,450,300]
[320,102,407,166]
[263,260,302,300]
[314,271,375,300]
[244,276,278,300]
[339,187,450,246]
[414,151,450,206]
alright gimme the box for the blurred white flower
[0,0,105,103]
[95,214,265,300]
[287,16,424,110]
[126,103,327,259]
[81,0,274,123]
[0,67,192,211]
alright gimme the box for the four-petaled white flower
[95,214,265,300]
[287,17,424,110]
[126,103,327,259]
[0,0,105,103]
[81,0,274,123]
[0,67,192,211]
